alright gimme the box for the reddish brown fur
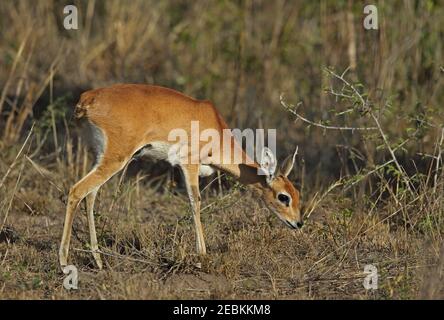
[60,84,302,269]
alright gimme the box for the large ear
[279,146,298,177]
[260,147,277,183]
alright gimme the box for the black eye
[278,193,290,206]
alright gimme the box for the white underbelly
[136,142,215,177]
[199,164,215,177]
[137,142,171,161]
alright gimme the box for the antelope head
[258,147,303,229]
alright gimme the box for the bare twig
[343,159,395,192]
[73,247,157,266]
[280,94,377,131]
[326,68,415,196]
[304,179,343,219]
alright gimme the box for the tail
[73,103,88,119]
[73,92,96,119]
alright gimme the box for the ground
[0,158,442,299]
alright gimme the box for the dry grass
[0,144,442,299]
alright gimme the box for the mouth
[284,220,297,229]
[284,219,303,230]
[268,207,303,230]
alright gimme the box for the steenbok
[60,84,303,269]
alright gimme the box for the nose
[286,220,303,229]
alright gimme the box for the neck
[211,139,267,192]
[221,162,266,190]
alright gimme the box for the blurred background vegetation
[0,0,443,187]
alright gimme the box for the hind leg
[86,188,103,269]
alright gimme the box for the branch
[280,94,377,131]
[326,68,415,196]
